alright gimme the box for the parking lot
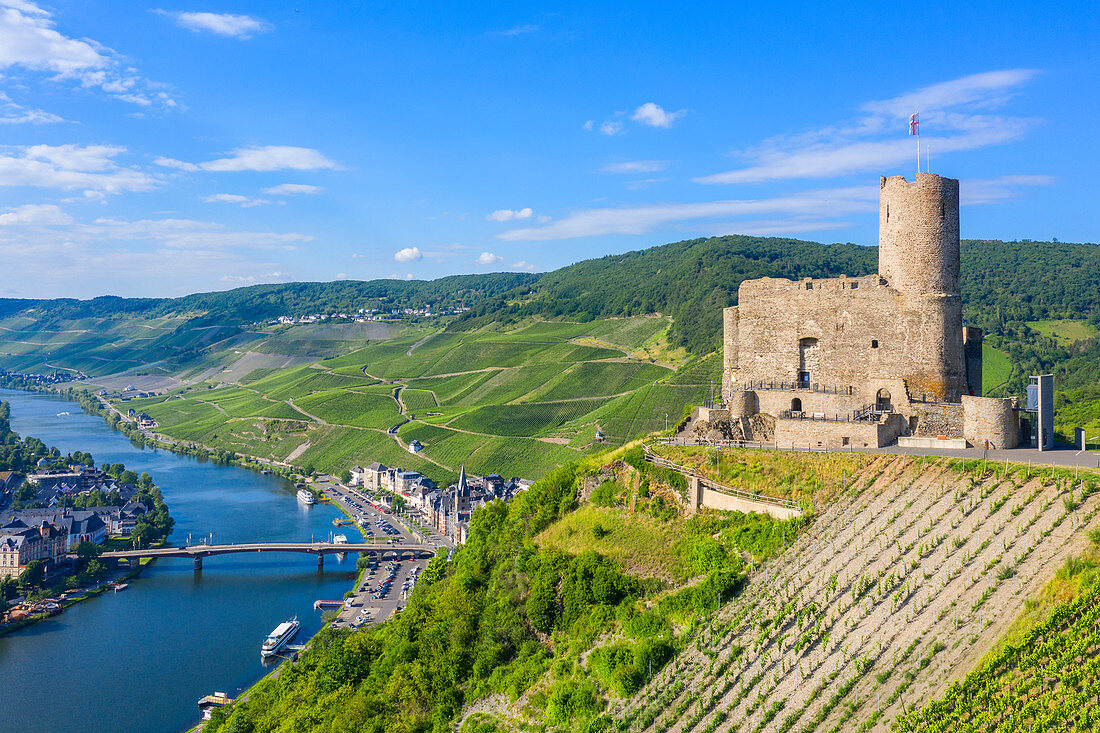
[313,476,442,630]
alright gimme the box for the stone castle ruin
[719,172,1021,450]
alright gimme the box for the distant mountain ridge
[3,235,1098,356]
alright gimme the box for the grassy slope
[1024,318,1099,346]
[981,343,1011,395]
[204,448,1100,733]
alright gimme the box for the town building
[0,520,69,579]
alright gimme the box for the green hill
[199,448,1100,733]
[2,233,1099,475]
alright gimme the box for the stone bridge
[97,541,437,570]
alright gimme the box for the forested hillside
[0,272,537,324]
[456,236,1100,356]
[4,236,1098,359]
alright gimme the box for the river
[0,388,364,733]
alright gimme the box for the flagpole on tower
[909,111,920,175]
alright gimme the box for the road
[659,435,1100,470]
[311,475,453,630]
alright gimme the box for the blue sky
[0,0,1097,298]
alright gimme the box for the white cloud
[201,193,271,208]
[486,207,534,222]
[0,1,175,107]
[599,121,623,136]
[601,160,669,174]
[152,156,199,172]
[582,120,594,131]
[624,178,668,190]
[0,144,157,193]
[263,183,323,195]
[0,91,63,124]
[860,70,1039,117]
[696,69,1038,185]
[492,23,539,37]
[497,186,878,241]
[510,261,538,272]
[394,246,422,262]
[201,146,338,172]
[711,219,854,237]
[960,174,1055,205]
[157,146,339,173]
[0,203,72,225]
[631,102,687,128]
[387,272,415,280]
[156,10,272,38]
[0,214,307,297]
[476,251,504,266]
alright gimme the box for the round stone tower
[878,173,960,297]
[878,172,967,402]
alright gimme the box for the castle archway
[876,389,892,412]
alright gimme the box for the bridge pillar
[317,553,324,571]
[193,556,203,571]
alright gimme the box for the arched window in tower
[791,398,802,414]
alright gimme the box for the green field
[93,315,706,483]
[982,343,1012,394]
[1025,319,1099,346]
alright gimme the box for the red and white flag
[909,112,919,136]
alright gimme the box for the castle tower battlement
[878,173,960,297]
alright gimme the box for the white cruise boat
[296,488,316,505]
[333,533,348,544]
[260,617,300,659]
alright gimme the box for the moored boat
[260,617,300,658]
[296,488,316,505]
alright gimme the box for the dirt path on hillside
[286,397,328,425]
[407,328,443,356]
[286,441,311,461]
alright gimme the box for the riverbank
[0,387,367,733]
[0,552,159,638]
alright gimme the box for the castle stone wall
[962,396,1020,449]
[730,273,966,405]
[910,402,964,438]
[773,413,906,450]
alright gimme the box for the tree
[138,472,153,488]
[340,469,352,484]
[18,560,45,589]
[131,522,156,549]
[75,541,101,564]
